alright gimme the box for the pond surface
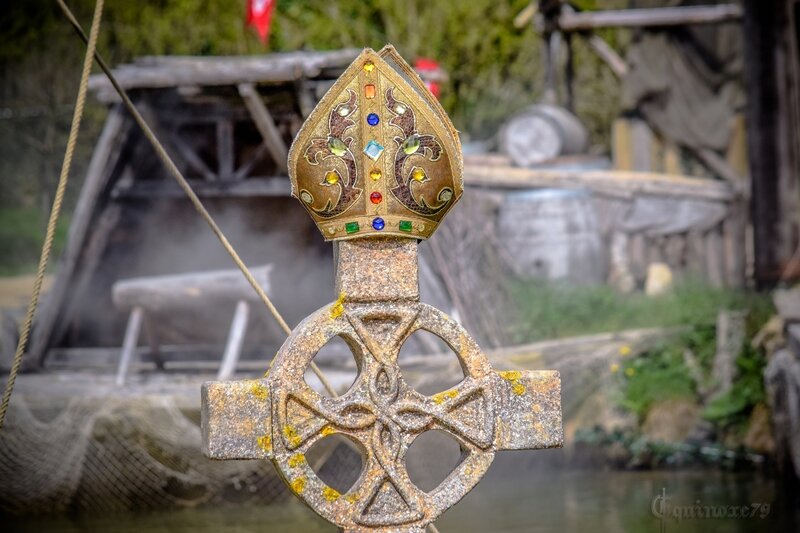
[6,452,798,533]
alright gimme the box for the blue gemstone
[367,113,380,126]
[372,217,385,231]
[363,140,385,161]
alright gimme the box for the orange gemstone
[364,84,376,99]
[370,191,382,204]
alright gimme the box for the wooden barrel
[497,189,606,284]
[499,104,589,167]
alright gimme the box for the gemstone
[370,191,382,204]
[327,227,336,235]
[345,221,360,234]
[367,113,380,126]
[438,189,453,202]
[300,191,313,203]
[370,169,382,181]
[402,133,421,155]
[411,168,426,181]
[363,140,385,160]
[325,171,339,185]
[417,223,425,231]
[395,103,407,115]
[364,84,376,99]
[327,136,347,156]
[363,61,375,73]
[372,217,385,231]
[337,106,350,117]
[399,220,413,232]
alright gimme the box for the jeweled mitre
[288,45,463,240]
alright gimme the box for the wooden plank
[31,107,129,365]
[217,300,250,381]
[216,119,235,180]
[112,176,292,199]
[705,226,726,287]
[115,306,144,386]
[233,142,269,180]
[464,164,735,201]
[89,49,360,101]
[557,5,743,32]
[723,198,747,288]
[111,265,273,310]
[238,83,289,173]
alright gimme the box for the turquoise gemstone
[363,140,385,161]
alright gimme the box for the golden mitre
[287,45,463,241]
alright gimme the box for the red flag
[414,57,443,99]
[247,0,276,44]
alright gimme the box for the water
[5,453,798,532]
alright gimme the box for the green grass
[0,207,69,276]
[510,280,774,343]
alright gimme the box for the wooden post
[217,300,250,381]
[238,83,288,173]
[31,107,129,365]
[116,306,144,386]
[743,0,800,286]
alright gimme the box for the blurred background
[1,0,800,532]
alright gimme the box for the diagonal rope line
[53,0,336,396]
[0,0,105,430]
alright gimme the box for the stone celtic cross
[202,46,562,533]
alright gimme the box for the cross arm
[493,370,563,450]
[201,378,273,460]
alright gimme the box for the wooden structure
[464,163,746,289]
[30,49,363,366]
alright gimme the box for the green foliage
[703,344,767,427]
[0,207,69,275]
[616,337,697,418]
[509,279,773,342]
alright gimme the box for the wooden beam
[31,106,129,365]
[463,164,735,202]
[216,119,235,180]
[112,176,292,199]
[558,5,743,31]
[168,130,217,181]
[217,300,250,381]
[116,306,143,386]
[238,83,289,173]
[585,34,628,78]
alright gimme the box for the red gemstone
[370,191,383,204]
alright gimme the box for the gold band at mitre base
[287,45,463,241]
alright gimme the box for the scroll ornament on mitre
[288,45,463,241]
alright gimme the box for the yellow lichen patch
[499,370,526,395]
[330,292,346,319]
[290,476,306,494]
[498,370,522,381]
[432,389,458,405]
[257,435,272,453]
[532,403,543,414]
[610,363,620,373]
[323,486,341,502]
[283,425,302,447]
[249,381,269,401]
[288,453,305,468]
[320,425,337,436]
[618,344,632,357]
[344,493,359,504]
[625,367,636,377]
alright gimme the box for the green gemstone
[327,136,347,157]
[345,221,360,234]
[399,220,413,232]
[402,134,421,155]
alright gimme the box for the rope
[54,0,337,396]
[0,0,105,430]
